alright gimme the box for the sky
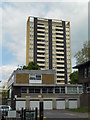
[0,0,89,86]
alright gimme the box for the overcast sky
[0,0,89,86]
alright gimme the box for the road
[0,111,2,120]
[44,110,88,119]
[0,109,89,120]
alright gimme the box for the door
[44,100,52,110]
[16,101,26,110]
[69,100,77,109]
[30,101,39,109]
[56,100,65,109]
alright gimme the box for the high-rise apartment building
[26,16,71,84]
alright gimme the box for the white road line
[64,113,75,116]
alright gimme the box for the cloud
[2,5,26,64]
[0,7,2,45]
[1,2,88,82]
[0,64,17,81]
[2,3,50,65]
[0,64,17,87]
[44,2,88,65]
[2,0,89,2]
[2,3,88,63]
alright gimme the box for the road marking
[64,113,75,116]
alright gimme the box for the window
[84,68,87,78]
[21,88,27,93]
[35,88,40,93]
[79,86,83,93]
[67,86,77,94]
[48,87,53,93]
[42,88,47,93]
[30,76,35,80]
[30,74,41,80]
[88,67,90,77]
[29,88,34,93]
[60,86,65,93]
[36,75,41,80]
[55,87,60,93]
[87,87,90,93]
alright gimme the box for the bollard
[37,115,46,120]
[43,117,46,120]
[37,115,40,120]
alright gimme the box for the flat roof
[13,83,82,87]
[28,16,70,23]
[73,60,90,69]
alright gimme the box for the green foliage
[23,61,40,70]
[69,108,90,113]
[2,90,8,98]
[74,41,88,65]
[69,71,79,84]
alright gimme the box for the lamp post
[14,95,17,110]
[38,95,43,120]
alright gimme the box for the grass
[69,108,90,113]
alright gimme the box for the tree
[23,61,40,70]
[2,90,8,98]
[74,41,88,65]
[69,71,79,84]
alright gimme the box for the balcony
[37,59,45,62]
[37,54,45,57]
[56,64,64,67]
[37,45,45,49]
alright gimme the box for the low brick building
[73,60,90,93]
[73,60,90,108]
[8,69,83,110]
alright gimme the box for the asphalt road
[0,111,2,120]
[44,110,88,119]
[0,110,89,120]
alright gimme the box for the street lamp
[38,95,43,120]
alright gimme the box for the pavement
[44,110,89,119]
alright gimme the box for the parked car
[0,105,12,116]
[0,105,11,111]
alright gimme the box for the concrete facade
[8,69,83,110]
[26,16,72,84]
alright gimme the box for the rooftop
[73,60,90,69]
